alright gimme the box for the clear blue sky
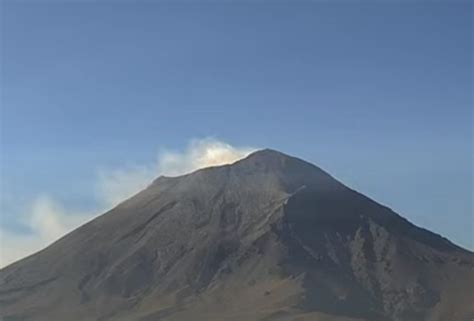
[1,1,472,249]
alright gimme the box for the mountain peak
[246,148,289,159]
[228,148,336,192]
[1,149,473,321]
[235,148,317,173]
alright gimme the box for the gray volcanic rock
[1,149,473,321]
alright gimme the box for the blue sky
[1,1,472,264]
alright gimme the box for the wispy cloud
[0,138,256,268]
[0,196,96,267]
[97,138,256,208]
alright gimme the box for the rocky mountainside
[1,149,473,321]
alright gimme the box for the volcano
[1,149,473,321]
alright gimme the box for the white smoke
[0,196,96,267]
[97,138,255,208]
[0,138,256,268]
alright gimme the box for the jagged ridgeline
[1,150,473,321]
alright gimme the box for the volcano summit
[1,149,473,321]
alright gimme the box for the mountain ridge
[1,149,473,321]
